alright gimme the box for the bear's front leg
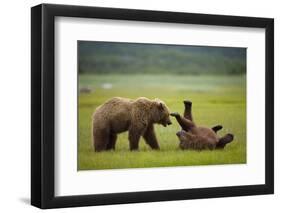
[128,127,143,151]
[183,100,193,121]
[143,124,160,150]
[170,112,196,131]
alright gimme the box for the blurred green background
[78,41,246,170]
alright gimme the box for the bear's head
[176,129,192,141]
[153,99,172,127]
[175,130,196,149]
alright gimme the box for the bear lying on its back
[92,97,172,152]
[171,100,234,150]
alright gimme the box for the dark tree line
[78,41,246,75]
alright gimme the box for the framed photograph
[31,4,274,209]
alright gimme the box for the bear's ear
[154,98,164,110]
[158,102,164,110]
[154,98,165,110]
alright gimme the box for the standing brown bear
[92,97,172,152]
[171,100,234,150]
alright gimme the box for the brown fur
[171,100,234,150]
[92,97,172,151]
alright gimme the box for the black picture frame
[31,3,274,209]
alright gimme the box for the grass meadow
[78,74,246,170]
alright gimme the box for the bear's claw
[170,112,180,117]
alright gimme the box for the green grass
[78,74,246,170]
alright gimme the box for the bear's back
[93,97,134,133]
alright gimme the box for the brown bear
[92,97,172,152]
[171,100,234,150]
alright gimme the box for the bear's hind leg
[211,125,223,133]
[216,133,234,149]
[106,134,117,150]
[93,129,110,152]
